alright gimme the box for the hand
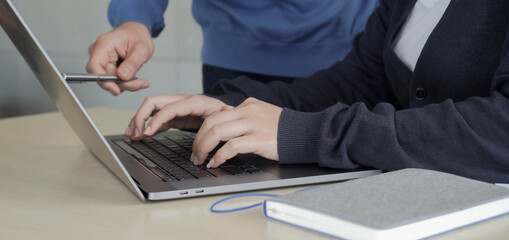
[86,22,153,95]
[191,97,282,168]
[125,94,227,140]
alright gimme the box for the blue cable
[210,186,319,213]
[210,193,279,213]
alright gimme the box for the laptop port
[179,191,188,195]
[195,189,204,193]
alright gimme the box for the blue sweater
[107,0,378,77]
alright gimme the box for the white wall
[0,0,203,118]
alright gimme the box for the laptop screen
[0,0,144,199]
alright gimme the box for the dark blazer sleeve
[211,0,509,183]
[276,4,509,183]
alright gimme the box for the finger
[117,43,151,80]
[129,96,166,140]
[117,79,150,92]
[87,40,125,95]
[207,135,259,168]
[127,120,171,138]
[131,95,189,139]
[166,116,203,130]
[125,118,135,137]
[87,42,96,55]
[86,41,112,75]
[95,61,123,95]
[192,119,250,165]
[98,81,122,96]
[192,109,243,161]
[143,97,205,138]
[126,117,172,139]
[127,117,146,140]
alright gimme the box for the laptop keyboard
[114,134,262,182]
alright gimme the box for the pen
[62,73,138,83]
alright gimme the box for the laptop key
[238,164,255,169]
[182,165,203,172]
[246,168,262,173]
[207,168,232,177]
[115,140,176,182]
[190,171,214,178]
[124,136,261,181]
[221,166,246,175]
[153,169,177,182]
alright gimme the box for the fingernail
[142,82,149,88]
[134,128,140,138]
[143,126,151,135]
[190,153,198,165]
[206,159,215,169]
[124,125,131,136]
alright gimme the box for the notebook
[0,0,380,201]
[264,168,509,239]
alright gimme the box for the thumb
[117,44,151,80]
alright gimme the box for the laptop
[0,0,380,201]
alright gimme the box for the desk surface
[1,107,508,240]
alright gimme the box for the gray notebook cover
[265,168,509,230]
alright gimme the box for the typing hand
[86,22,152,95]
[191,97,281,168]
[125,94,227,140]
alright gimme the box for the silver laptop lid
[0,0,145,200]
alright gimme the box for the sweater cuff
[278,108,323,165]
[108,0,167,37]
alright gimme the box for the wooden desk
[0,107,508,239]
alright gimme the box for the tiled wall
[0,0,203,118]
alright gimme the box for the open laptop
[0,0,380,201]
